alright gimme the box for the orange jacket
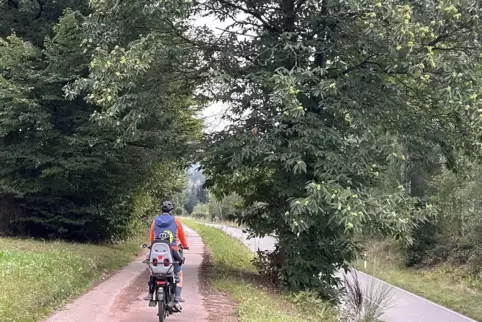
[175,218,188,250]
[149,217,188,251]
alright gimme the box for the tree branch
[216,0,282,34]
[7,0,18,9]
[34,0,44,20]
[426,23,472,47]
[432,46,477,51]
[427,33,451,47]
[341,56,375,75]
[294,0,308,13]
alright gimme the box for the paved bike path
[45,226,208,322]
[208,224,478,322]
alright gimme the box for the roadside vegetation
[351,159,482,321]
[183,219,337,322]
[0,235,144,322]
[357,240,482,321]
[2,0,482,319]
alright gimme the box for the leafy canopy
[192,0,482,296]
[0,0,202,240]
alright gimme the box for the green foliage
[359,239,482,320]
[0,234,144,321]
[406,159,482,275]
[0,1,201,240]
[131,163,188,228]
[182,167,208,213]
[252,245,285,288]
[1,13,136,240]
[184,219,337,322]
[196,185,209,204]
[183,185,200,214]
[191,203,209,219]
[0,0,89,46]
[194,0,482,298]
[207,192,243,221]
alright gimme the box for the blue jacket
[151,213,178,247]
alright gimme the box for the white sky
[200,101,231,133]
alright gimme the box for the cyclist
[144,201,189,302]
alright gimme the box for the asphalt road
[208,224,478,322]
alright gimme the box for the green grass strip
[183,219,336,322]
[0,234,144,322]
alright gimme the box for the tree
[196,185,209,204]
[0,1,202,240]
[0,0,89,46]
[405,157,482,274]
[208,192,242,221]
[182,166,208,212]
[1,12,139,240]
[182,184,200,214]
[39,0,482,300]
[132,162,188,225]
[194,0,482,298]
[192,203,209,219]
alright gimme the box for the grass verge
[356,240,482,321]
[0,234,144,322]
[183,219,337,322]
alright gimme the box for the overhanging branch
[216,0,282,34]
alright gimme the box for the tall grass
[342,270,395,322]
[0,235,144,322]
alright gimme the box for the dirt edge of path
[198,245,239,322]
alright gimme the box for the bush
[252,246,284,287]
[406,162,482,275]
[192,203,209,219]
[404,221,440,267]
